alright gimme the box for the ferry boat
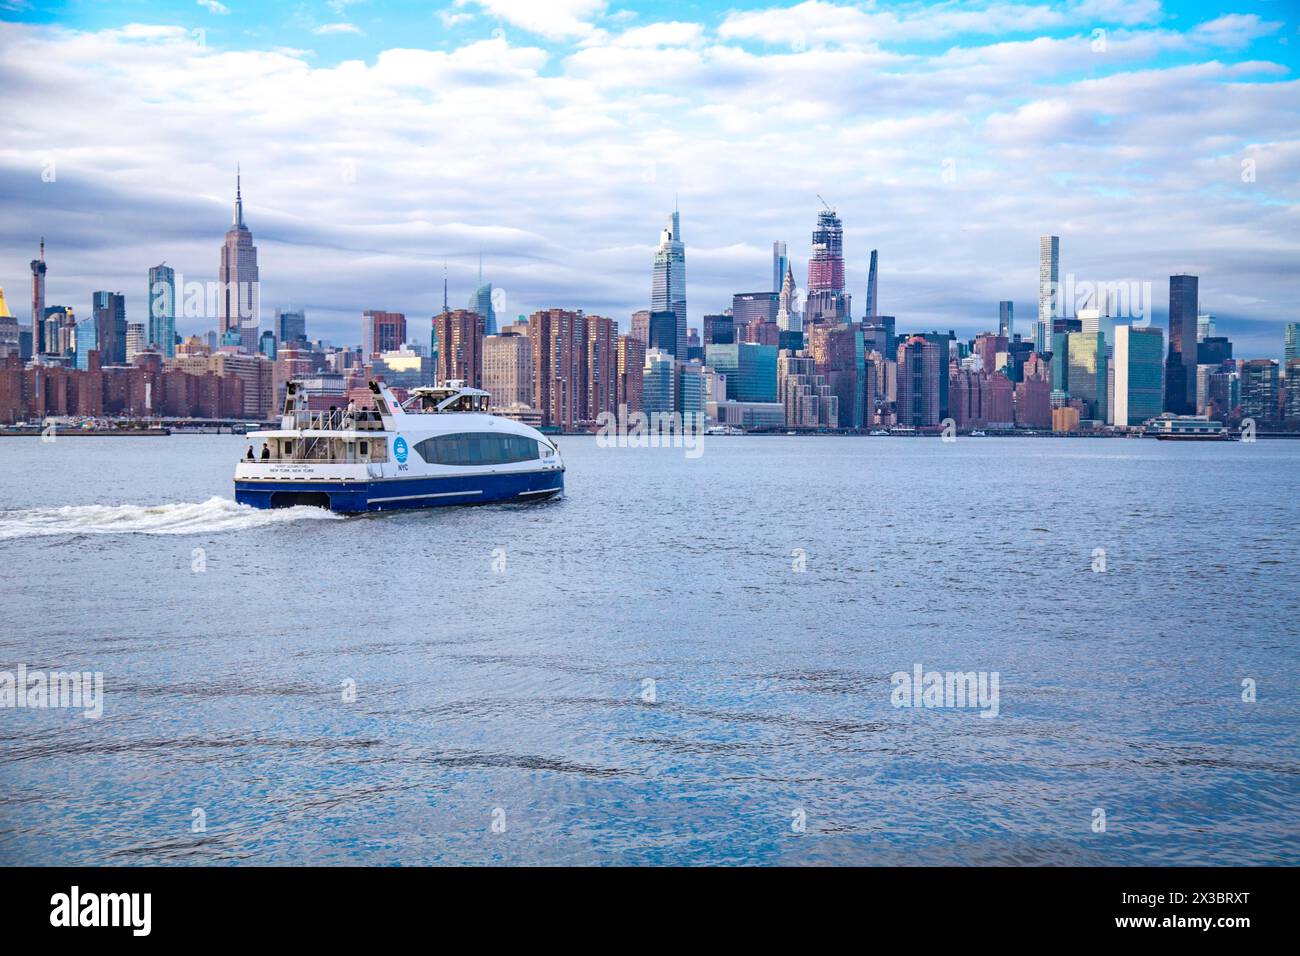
[1143,414,1227,441]
[234,380,564,513]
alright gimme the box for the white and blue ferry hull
[235,467,563,514]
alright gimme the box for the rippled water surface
[1,434,1297,865]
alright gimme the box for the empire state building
[218,168,260,352]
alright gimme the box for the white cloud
[313,23,364,37]
[196,0,229,15]
[455,0,606,42]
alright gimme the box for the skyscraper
[529,308,584,430]
[469,282,497,337]
[1037,236,1059,354]
[1285,323,1298,365]
[1067,331,1107,422]
[775,264,800,333]
[433,309,485,388]
[363,310,406,358]
[865,249,879,319]
[772,241,788,294]
[1112,325,1164,426]
[1240,359,1279,422]
[616,334,646,416]
[30,238,46,353]
[1165,274,1198,414]
[651,209,687,359]
[276,309,306,347]
[148,263,176,357]
[809,206,844,293]
[217,168,261,352]
[999,301,1013,339]
[91,292,126,366]
[896,335,942,428]
[805,205,851,324]
[482,330,533,410]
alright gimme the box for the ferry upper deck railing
[289,408,385,431]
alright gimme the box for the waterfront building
[1165,274,1198,414]
[1111,325,1164,427]
[677,361,708,423]
[807,321,865,427]
[148,263,176,357]
[1036,235,1059,354]
[1239,359,1279,422]
[896,334,943,428]
[483,330,533,410]
[529,308,585,430]
[616,334,646,416]
[704,342,778,403]
[1015,376,1052,429]
[778,350,837,428]
[1052,405,1080,432]
[217,169,261,352]
[586,314,618,425]
[1285,358,1300,421]
[709,400,785,430]
[1067,331,1107,422]
[651,209,687,360]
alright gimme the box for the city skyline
[1,1,1297,358]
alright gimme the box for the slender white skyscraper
[1037,235,1059,353]
[651,208,687,359]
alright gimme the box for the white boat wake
[0,496,342,541]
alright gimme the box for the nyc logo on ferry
[393,436,409,469]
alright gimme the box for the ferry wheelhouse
[234,380,564,513]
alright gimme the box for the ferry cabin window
[414,432,540,466]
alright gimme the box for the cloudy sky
[1,0,1297,357]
